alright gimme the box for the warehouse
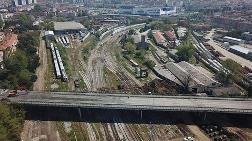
[54,21,86,35]
[229,45,252,61]
[165,61,220,93]
[223,36,243,45]
[152,31,167,47]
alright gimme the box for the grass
[71,123,90,141]
[92,123,104,141]
[104,67,120,89]
[81,35,98,61]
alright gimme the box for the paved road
[6,92,252,114]
[206,29,252,70]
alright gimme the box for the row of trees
[0,103,25,141]
[0,32,40,89]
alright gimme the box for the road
[8,92,252,114]
[33,32,47,91]
[206,29,252,70]
[21,31,62,141]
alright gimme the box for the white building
[223,36,243,45]
[119,6,176,16]
[14,0,37,6]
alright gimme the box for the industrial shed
[165,61,220,93]
[152,31,167,47]
[229,45,252,61]
[54,21,86,35]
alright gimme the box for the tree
[216,72,233,85]
[222,59,243,82]
[176,40,195,62]
[144,60,156,69]
[124,42,136,54]
[33,5,43,13]
[128,29,135,35]
[0,19,4,29]
[18,14,34,31]
[0,103,24,141]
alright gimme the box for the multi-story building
[14,0,37,6]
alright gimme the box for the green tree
[0,18,4,29]
[18,14,34,31]
[222,59,243,82]
[33,5,43,12]
[125,42,136,54]
[176,40,195,62]
[0,103,24,141]
[216,72,233,85]
[144,60,156,69]
[128,29,135,35]
[5,50,28,74]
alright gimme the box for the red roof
[153,31,166,44]
[165,31,175,40]
[0,33,17,51]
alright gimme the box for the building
[133,34,148,49]
[54,21,86,35]
[14,0,37,6]
[0,32,18,53]
[228,45,252,61]
[152,31,167,47]
[119,6,176,16]
[242,32,252,41]
[177,27,187,39]
[165,61,220,93]
[223,36,243,45]
[212,16,252,32]
[0,32,18,68]
[165,31,175,41]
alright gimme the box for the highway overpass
[2,91,252,114]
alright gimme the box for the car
[74,79,80,88]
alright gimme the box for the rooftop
[153,31,166,44]
[230,45,252,54]
[165,61,219,87]
[0,33,17,51]
[54,21,85,31]
[224,36,242,42]
[165,31,175,40]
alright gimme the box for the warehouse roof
[153,65,183,86]
[165,31,175,40]
[230,45,252,54]
[153,31,166,44]
[54,21,85,31]
[224,36,242,42]
[165,61,219,87]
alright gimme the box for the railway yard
[18,24,252,141]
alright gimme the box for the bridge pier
[78,108,82,119]
[140,110,143,120]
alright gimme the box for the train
[51,43,62,78]
[50,43,68,81]
[55,46,68,81]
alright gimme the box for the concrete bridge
[2,91,252,114]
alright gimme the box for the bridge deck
[6,92,252,114]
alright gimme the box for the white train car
[64,36,70,45]
[61,36,67,46]
[55,47,68,81]
[50,44,62,78]
[58,37,64,46]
